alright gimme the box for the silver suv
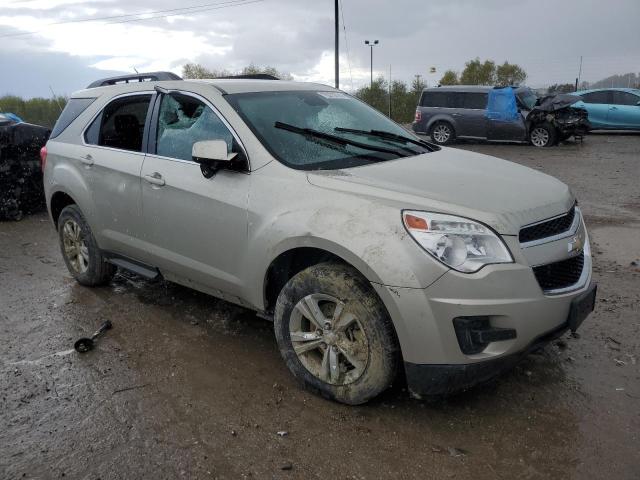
[43,72,596,404]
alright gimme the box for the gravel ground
[1,133,639,479]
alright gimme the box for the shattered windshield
[517,88,538,110]
[225,90,432,170]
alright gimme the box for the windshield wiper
[274,122,406,157]
[334,127,437,152]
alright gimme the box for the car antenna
[49,85,63,113]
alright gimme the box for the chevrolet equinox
[42,72,596,404]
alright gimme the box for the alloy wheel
[289,293,369,385]
[62,219,89,273]
[530,127,550,147]
[432,124,451,143]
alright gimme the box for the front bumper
[370,216,595,396]
[404,282,596,396]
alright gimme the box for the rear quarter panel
[44,140,97,228]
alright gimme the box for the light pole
[334,0,339,89]
[364,40,379,88]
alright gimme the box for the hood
[306,148,574,235]
[533,94,581,112]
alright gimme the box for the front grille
[533,252,584,292]
[519,206,576,244]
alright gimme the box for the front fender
[242,191,448,309]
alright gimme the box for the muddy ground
[1,133,639,479]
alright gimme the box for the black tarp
[0,115,50,220]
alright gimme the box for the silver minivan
[43,72,596,404]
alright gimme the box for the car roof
[574,87,640,95]
[423,85,493,93]
[422,85,531,93]
[71,78,335,98]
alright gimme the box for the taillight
[415,109,422,122]
[40,145,47,172]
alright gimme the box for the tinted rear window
[462,93,488,109]
[421,91,486,109]
[421,92,453,108]
[50,97,96,139]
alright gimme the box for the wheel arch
[426,115,457,136]
[261,241,387,316]
[49,190,77,230]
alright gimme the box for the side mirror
[192,140,237,178]
[636,101,640,106]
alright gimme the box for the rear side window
[421,92,460,108]
[611,91,639,106]
[581,91,611,104]
[50,97,96,139]
[462,93,488,110]
[85,94,152,152]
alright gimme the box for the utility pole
[334,0,339,89]
[364,39,379,88]
[388,64,392,118]
[577,55,583,87]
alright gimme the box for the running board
[104,253,160,280]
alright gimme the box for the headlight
[402,211,513,273]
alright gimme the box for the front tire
[529,122,557,147]
[274,262,399,405]
[429,121,455,145]
[57,205,116,286]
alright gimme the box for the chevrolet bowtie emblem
[568,235,584,254]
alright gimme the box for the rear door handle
[80,154,94,166]
[609,106,618,110]
[144,172,165,186]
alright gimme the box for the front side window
[226,90,432,170]
[155,93,234,162]
[85,94,151,152]
[516,88,538,110]
[611,91,639,106]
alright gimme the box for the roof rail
[87,71,182,89]
[216,74,280,80]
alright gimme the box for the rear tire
[429,121,455,145]
[57,205,116,286]
[274,262,399,405]
[529,122,557,147]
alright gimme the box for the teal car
[570,88,640,130]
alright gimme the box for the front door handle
[80,154,94,166]
[609,106,618,110]
[144,172,165,186]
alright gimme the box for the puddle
[590,224,640,265]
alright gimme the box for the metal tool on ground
[74,320,112,353]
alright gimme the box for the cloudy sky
[1,0,639,98]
